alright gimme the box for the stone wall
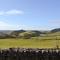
[0,48,60,60]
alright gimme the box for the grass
[0,38,59,49]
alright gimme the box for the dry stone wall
[0,48,59,60]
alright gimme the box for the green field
[0,38,59,49]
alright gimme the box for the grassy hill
[0,28,59,48]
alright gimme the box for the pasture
[0,36,59,49]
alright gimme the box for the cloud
[0,21,53,30]
[0,21,50,30]
[0,10,24,16]
[0,21,20,30]
[0,21,11,26]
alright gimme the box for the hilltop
[0,28,59,39]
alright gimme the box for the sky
[0,0,60,30]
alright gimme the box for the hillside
[0,28,59,39]
[51,28,60,33]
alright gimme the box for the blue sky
[0,0,60,30]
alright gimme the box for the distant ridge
[0,28,59,38]
[51,28,60,33]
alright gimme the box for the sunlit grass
[0,38,59,49]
